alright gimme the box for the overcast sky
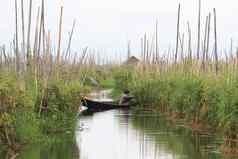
[0,0,238,60]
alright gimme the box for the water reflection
[2,109,233,159]
[3,89,232,159]
[76,110,224,159]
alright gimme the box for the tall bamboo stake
[56,5,64,65]
[26,0,33,67]
[197,0,201,60]
[15,0,20,77]
[180,33,184,61]
[65,20,76,61]
[201,15,209,71]
[46,31,51,73]
[39,30,51,116]
[2,45,7,64]
[146,39,149,64]
[213,8,218,75]
[127,40,131,60]
[230,38,233,57]
[206,13,211,62]
[37,6,43,64]
[187,22,192,60]
[21,0,25,60]
[141,38,144,60]
[41,0,46,56]
[155,19,159,62]
[150,34,156,64]
[175,4,181,63]
[33,7,40,59]
[143,34,147,62]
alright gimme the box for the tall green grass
[112,66,238,150]
[0,70,92,146]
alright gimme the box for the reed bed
[1,0,238,156]
[0,0,103,149]
[112,61,238,154]
[112,2,238,155]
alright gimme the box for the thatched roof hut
[123,56,140,65]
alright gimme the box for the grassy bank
[0,0,106,150]
[0,70,92,148]
[112,65,238,155]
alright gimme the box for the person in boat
[119,89,133,106]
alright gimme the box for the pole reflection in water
[13,108,224,159]
[13,90,224,159]
[76,109,222,159]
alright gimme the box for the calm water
[6,109,234,159]
[1,90,234,159]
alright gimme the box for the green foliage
[129,77,161,107]
[113,68,133,91]
[100,79,115,89]
[112,68,238,142]
[0,71,90,146]
[38,80,86,134]
[14,109,42,143]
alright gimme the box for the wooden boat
[81,97,130,112]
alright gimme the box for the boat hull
[81,98,129,112]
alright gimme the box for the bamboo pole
[197,0,201,60]
[230,38,233,57]
[39,31,51,117]
[143,34,147,62]
[21,0,25,60]
[36,2,46,100]
[33,7,40,59]
[127,40,131,60]
[56,5,64,65]
[26,0,33,67]
[37,6,43,62]
[79,47,88,65]
[187,22,192,60]
[201,15,209,71]
[181,33,184,61]
[213,8,218,75]
[175,4,181,63]
[65,20,76,61]
[146,39,149,64]
[41,0,46,57]
[46,31,51,75]
[14,0,20,78]
[2,45,7,65]
[155,19,159,63]
[141,38,144,61]
[149,34,155,64]
[206,13,211,62]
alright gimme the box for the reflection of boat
[81,97,130,112]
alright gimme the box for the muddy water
[4,90,233,159]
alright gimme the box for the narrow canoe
[81,97,130,112]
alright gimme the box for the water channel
[1,90,235,159]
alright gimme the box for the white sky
[0,0,238,60]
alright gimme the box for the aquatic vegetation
[1,0,237,156]
[0,71,91,146]
[0,0,96,148]
[112,65,238,152]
